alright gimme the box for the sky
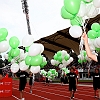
[0,0,70,46]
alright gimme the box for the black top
[90,73,100,83]
[67,72,77,85]
[97,56,100,64]
[17,71,29,83]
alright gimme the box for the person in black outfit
[16,70,29,100]
[29,72,34,93]
[88,68,100,98]
[82,32,100,100]
[67,67,77,100]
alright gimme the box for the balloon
[11,48,20,57]
[57,56,62,62]
[78,2,86,17]
[57,51,62,56]
[91,23,100,32]
[89,45,95,51]
[0,28,8,42]
[86,4,99,18]
[64,0,81,15]
[22,35,34,47]
[11,63,19,73]
[9,36,20,49]
[30,66,40,74]
[61,6,75,19]
[11,59,16,64]
[39,44,44,53]
[70,16,83,26]
[51,59,56,65]
[95,37,100,48]
[88,38,94,46]
[28,43,41,56]
[82,0,93,3]
[30,55,43,66]
[54,54,58,60]
[25,46,30,52]
[61,50,67,57]
[69,25,82,38]
[43,57,46,62]
[4,54,8,59]
[93,39,100,48]
[59,64,64,68]
[19,61,29,71]
[64,54,70,61]
[93,0,100,8]
[0,41,9,53]
[25,56,32,65]
[87,30,98,39]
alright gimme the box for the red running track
[0,80,98,100]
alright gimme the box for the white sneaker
[22,98,25,100]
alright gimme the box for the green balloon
[97,30,100,37]
[95,48,100,52]
[11,48,20,57]
[61,6,75,20]
[87,30,98,39]
[31,55,43,66]
[25,46,30,52]
[64,0,81,15]
[70,16,82,26]
[57,51,62,56]
[0,28,8,42]
[25,56,32,65]
[57,56,62,62]
[64,55,70,61]
[91,23,100,32]
[40,61,47,68]
[82,0,93,4]
[8,57,12,62]
[53,54,58,60]
[9,36,20,49]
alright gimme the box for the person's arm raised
[82,33,97,62]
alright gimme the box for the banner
[0,77,12,97]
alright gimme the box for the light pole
[21,0,31,35]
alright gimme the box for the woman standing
[29,72,35,93]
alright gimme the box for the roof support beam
[57,31,80,43]
[44,47,56,53]
[41,38,71,50]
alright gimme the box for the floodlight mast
[21,0,31,35]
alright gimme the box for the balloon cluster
[61,0,100,38]
[40,69,47,77]
[46,69,58,80]
[78,50,90,64]
[61,67,69,74]
[0,30,47,74]
[51,50,73,68]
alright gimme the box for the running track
[0,80,98,100]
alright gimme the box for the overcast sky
[0,0,70,46]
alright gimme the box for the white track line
[13,87,51,100]
[13,84,83,100]
[12,95,20,100]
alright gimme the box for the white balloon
[78,2,86,17]
[86,4,99,18]
[0,41,9,53]
[19,61,29,71]
[62,59,67,64]
[95,37,100,48]
[69,25,82,38]
[88,38,94,46]
[69,57,73,63]
[22,35,34,47]
[93,39,100,48]
[39,44,44,53]
[28,43,41,56]
[24,52,28,59]
[30,66,40,74]
[61,50,67,57]
[59,64,64,68]
[51,59,56,65]
[11,63,19,73]
[4,54,8,59]
[43,57,46,62]
[89,45,95,51]
[93,0,100,8]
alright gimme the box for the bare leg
[20,91,23,99]
[98,89,100,99]
[70,91,73,99]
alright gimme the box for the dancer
[16,70,29,100]
[82,32,100,100]
[88,68,100,98]
[29,72,35,93]
[67,67,77,100]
